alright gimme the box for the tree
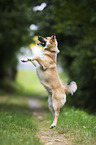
[53,0,96,111]
[33,0,96,111]
[0,0,34,80]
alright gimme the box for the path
[28,98,73,145]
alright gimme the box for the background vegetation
[0,0,96,112]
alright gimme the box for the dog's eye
[45,37,47,39]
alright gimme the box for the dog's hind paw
[50,125,56,129]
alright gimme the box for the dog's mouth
[37,36,46,47]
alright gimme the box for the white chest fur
[36,66,44,82]
[36,66,52,93]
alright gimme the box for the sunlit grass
[58,107,96,144]
[44,106,96,145]
[16,70,46,96]
[16,70,69,96]
[0,95,42,145]
[0,70,96,145]
[0,70,69,145]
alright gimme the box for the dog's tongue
[37,42,44,46]
[40,42,44,44]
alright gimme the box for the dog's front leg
[21,58,37,67]
[21,58,33,62]
[32,56,48,70]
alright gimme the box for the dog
[21,34,77,129]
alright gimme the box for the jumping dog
[21,34,77,129]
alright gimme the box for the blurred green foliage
[0,0,96,111]
[0,0,34,80]
[32,0,96,111]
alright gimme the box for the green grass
[16,70,46,96]
[16,70,69,96]
[0,70,69,96]
[44,106,96,145]
[0,71,45,145]
[0,70,96,145]
[58,107,96,144]
[16,70,96,144]
[0,95,42,145]
[0,70,69,145]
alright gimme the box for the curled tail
[66,81,77,95]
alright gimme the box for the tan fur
[21,34,77,129]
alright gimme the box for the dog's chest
[36,67,52,92]
[35,55,46,81]
[36,67,44,82]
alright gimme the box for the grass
[43,106,96,145]
[0,70,68,145]
[0,70,96,145]
[0,95,42,145]
[16,70,69,96]
[57,107,96,144]
[13,71,96,144]
[16,70,46,96]
[0,70,68,96]
[0,71,46,145]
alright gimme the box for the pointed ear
[54,33,56,39]
[51,33,56,40]
[51,35,54,40]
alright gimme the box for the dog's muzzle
[37,36,46,47]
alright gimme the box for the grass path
[0,93,96,145]
[1,71,95,145]
[28,96,96,145]
[0,94,42,145]
[28,97,73,145]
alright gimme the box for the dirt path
[28,98,72,145]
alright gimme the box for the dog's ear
[51,33,56,40]
[53,33,56,39]
[51,35,54,40]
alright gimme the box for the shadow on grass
[0,98,49,115]
[0,103,31,114]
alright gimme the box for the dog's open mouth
[37,36,46,47]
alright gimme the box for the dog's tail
[65,81,77,95]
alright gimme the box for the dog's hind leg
[48,93,55,119]
[50,108,60,129]
[50,97,60,129]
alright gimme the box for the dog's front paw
[21,59,27,62]
[50,124,56,129]
[27,58,32,61]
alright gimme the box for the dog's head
[37,34,59,53]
